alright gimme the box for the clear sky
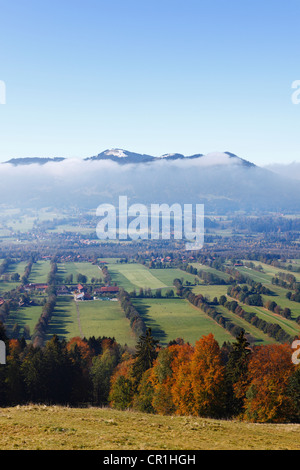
[0,0,299,165]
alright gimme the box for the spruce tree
[132,328,159,387]
[225,330,251,416]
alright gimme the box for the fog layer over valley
[1,150,299,213]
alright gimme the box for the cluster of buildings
[21,281,119,302]
[74,284,119,301]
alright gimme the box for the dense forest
[0,325,299,424]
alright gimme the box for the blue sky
[0,0,299,165]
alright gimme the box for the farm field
[0,281,19,294]
[7,260,27,277]
[215,305,276,345]
[243,304,300,338]
[59,262,103,283]
[2,259,298,348]
[5,304,43,339]
[191,284,228,300]
[6,216,36,232]
[261,285,300,321]
[108,263,198,293]
[191,284,299,343]
[132,298,233,346]
[0,405,299,450]
[108,263,167,291]
[46,296,79,341]
[29,261,51,283]
[150,268,197,287]
[190,263,231,282]
[46,296,136,348]
[0,260,27,293]
[77,300,136,347]
[241,260,300,282]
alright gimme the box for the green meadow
[59,262,103,283]
[108,263,167,291]
[46,296,136,348]
[132,297,233,346]
[108,263,197,292]
[29,261,51,283]
[5,304,43,339]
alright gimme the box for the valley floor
[0,405,299,450]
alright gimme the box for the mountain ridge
[3,149,256,167]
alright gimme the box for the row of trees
[109,329,300,423]
[0,258,11,277]
[1,323,299,423]
[21,257,34,285]
[222,297,294,344]
[286,289,300,309]
[272,272,298,290]
[186,290,244,339]
[180,262,228,285]
[30,260,58,347]
[130,287,175,299]
[227,285,264,307]
[118,289,147,339]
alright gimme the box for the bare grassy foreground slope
[0,406,299,450]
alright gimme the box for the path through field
[75,301,84,338]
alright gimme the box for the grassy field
[7,260,28,276]
[190,263,231,282]
[59,262,103,283]
[5,304,43,338]
[191,284,298,344]
[0,261,28,293]
[215,305,276,345]
[261,285,300,321]
[29,261,51,283]
[0,405,299,450]
[243,304,300,338]
[241,260,300,282]
[191,284,228,299]
[108,264,167,291]
[46,296,79,340]
[150,268,197,287]
[46,296,136,347]
[108,264,197,293]
[133,298,233,346]
[77,300,136,347]
[0,281,19,294]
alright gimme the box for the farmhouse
[94,286,119,294]
[24,283,48,292]
[57,285,70,295]
[75,293,85,301]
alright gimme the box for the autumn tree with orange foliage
[169,343,195,415]
[144,344,192,415]
[67,336,92,366]
[189,334,226,418]
[109,352,135,410]
[244,343,296,423]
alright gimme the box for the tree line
[109,329,300,423]
[118,289,147,339]
[0,323,299,423]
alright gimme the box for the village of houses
[20,281,120,302]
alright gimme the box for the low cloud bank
[265,162,300,181]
